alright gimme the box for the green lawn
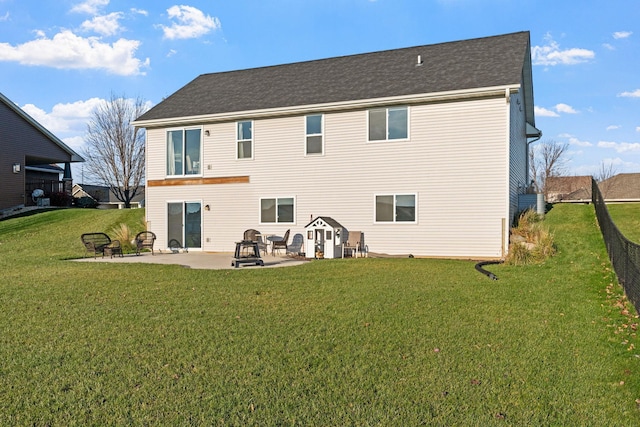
[0,205,639,425]
[607,203,640,243]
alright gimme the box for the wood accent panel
[147,176,250,187]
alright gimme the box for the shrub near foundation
[506,209,556,265]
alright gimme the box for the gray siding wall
[0,101,73,210]
[145,95,512,258]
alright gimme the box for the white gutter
[133,84,522,128]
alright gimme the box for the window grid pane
[369,109,386,141]
[395,194,415,222]
[261,199,276,223]
[388,108,408,139]
[277,198,294,223]
[376,195,394,222]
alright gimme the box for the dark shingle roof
[137,32,531,123]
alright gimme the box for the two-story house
[133,31,541,258]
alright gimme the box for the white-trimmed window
[375,193,417,223]
[260,197,295,224]
[237,120,253,159]
[306,114,323,155]
[368,106,408,141]
[167,128,201,176]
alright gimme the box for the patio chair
[134,231,157,255]
[342,231,363,258]
[271,229,290,255]
[81,232,122,258]
[243,229,268,255]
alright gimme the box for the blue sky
[1,0,639,179]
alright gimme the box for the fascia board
[133,84,521,128]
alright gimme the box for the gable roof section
[0,91,84,162]
[600,173,640,201]
[136,31,533,127]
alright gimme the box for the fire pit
[232,240,264,268]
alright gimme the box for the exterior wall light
[12,163,21,173]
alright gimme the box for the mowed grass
[0,205,639,425]
[608,203,640,243]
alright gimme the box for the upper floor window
[375,193,416,223]
[237,121,253,159]
[167,128,201,176]
[306,114,323,155]
[368,107,408,141]
[260,197,295,224]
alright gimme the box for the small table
[231,240,264,268]
[256,233,274,256]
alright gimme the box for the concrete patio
[73,251,308,270]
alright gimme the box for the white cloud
[568,137,592,147]
[535,106,559,117]
[71,0,109,15]
[0,30,149,75]
[80,12,124,36]
[532,34,594,66]
[167,49,177,57]
[22,98,103,133]
[555,103,578,114]
[598,141,640,153]
[613,31,632,39]
[606,125,620,131]
[603,43,615,50]
[618,89,640,98]
[160,5,221,40]
[131,8,148,16]
[0,11,9,22]
[636,126,640,132]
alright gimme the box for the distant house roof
[599,173,640,201]
[546,176,592,202]
[135,31,534,127]
[73,184,145,204]
[0,91,84,162]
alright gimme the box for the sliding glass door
[168,202,202,249]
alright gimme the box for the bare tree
[594,160,618,197]
[529,139,569,197]
[82,94,149,208]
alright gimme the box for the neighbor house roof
[546,176,592,202]
[135,31,534,127]
[599,173,640,201]
[73,184,145,204]
[0,91,84,162]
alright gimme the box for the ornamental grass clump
[506,209,556,265]
[110,223,136,253]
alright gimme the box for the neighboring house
[0,91,83,211]
[599,173,640,202]
[133,31,540,258]
[72,184,145,209]
[546,176,592,203]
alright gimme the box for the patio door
[168,202,202,249]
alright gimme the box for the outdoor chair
[81,232,123,258]
[243,229,268,255]
[342,231,363,258]
[134,231,156,255]
[271,229,290,255]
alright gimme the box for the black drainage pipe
[475,260,504,281]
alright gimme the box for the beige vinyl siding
[145,94,510,257]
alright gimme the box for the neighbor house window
[306,114,323,155]
[260,197,295,223]
[237,120,253,159]
[375,194,416,223]
[167,128,201,176]
[368,107,408,141]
